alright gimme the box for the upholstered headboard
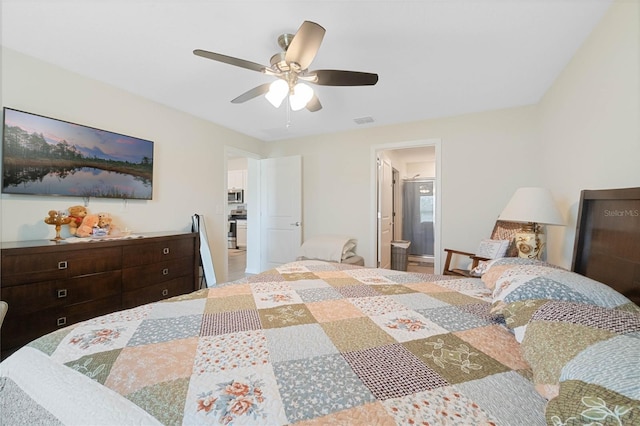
[572,187,640,305]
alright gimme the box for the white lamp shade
[289,83,314,111]
[265,79,288,108]
[498,187,565,226]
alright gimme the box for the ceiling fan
[194,21,378,112]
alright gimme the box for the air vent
[353,116,374,125]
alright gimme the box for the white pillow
[476,239,510,259]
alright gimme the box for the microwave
[228,189,243,204]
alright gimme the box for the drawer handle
[162,289,169,296]
[162,268,169,276]
[58,261,68,270]
[57,289,68,298]
[57,317,67,327]
[163,247,170,255]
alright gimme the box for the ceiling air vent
[353,116,374,125]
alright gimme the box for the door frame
[370,138,442,272]
[224,146,263,280]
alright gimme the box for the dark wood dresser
[0,231,199,359]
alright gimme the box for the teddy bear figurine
[96,212,114,236]
[67,205,88,236]
[76,214,100,237]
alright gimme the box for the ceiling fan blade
[231,83,272,104]
[306,94,322,112]
[194,49,267,73]
[285,21,325,70]
[311,70,378,86]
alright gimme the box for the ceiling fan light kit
[194,20,378,113]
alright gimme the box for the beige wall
[266,106,539,267]
[0,47,265,281]
[538,0,640,267]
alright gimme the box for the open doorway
[374,141,440,273]
[227,155,248,281]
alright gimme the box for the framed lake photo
[2,108,154,200]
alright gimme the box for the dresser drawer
[122,275,194,309]
[123,237,195,268]
[2,246,122,286]
[1,271,121,315]
[122,257,194,291]
[0,294,122,351]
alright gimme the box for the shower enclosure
[402,179,435,258]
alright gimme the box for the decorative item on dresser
[0,231,199,359]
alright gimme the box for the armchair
[442,220,521,277]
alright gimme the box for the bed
[1,188,639,425]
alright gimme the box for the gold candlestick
[44,210,72,241]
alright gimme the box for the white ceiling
[1,0,613,142]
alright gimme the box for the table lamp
[498,187,565,260]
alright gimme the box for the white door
[260,155,302,270]
[378,156,393,269]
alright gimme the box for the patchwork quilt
[0,260,548,425]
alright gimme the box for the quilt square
[417,306,492,332]
[258,304,316,329]
[245,271,286,283]
[313,270,351,279]
[193,330,269,375]
[293,402,396,426]
[343,343,449,400]
[372,310,449,343]
[265,323,339,362]
[287,279,332,291]
[430,291,485,306]
[456,371,547,424]
[404,282,451,295]
[382,386,499,425]
[349,295,409,316]
[200,310,262,336]
[249,281,292,294]
[209,283,253,297]
[51,321,140,363]
[128,315,202,346]
[64,348,122,385]
[128,377,191,426]
[253,290,304,309]
[390,292,449,310]
[323,276,362,287]
[295,286,343,303]
[204,294,256,314]
[322,317,395,352]
[83,304,150,325]
[404,333,510,384]
[455,325,530,371]
[374,284,417,295]
[146,298,206,320]
[274,353,375,423]
[282,272,319,281]
[105,337,199,395]
[336,284,381,298]
[184,365,287,425]
[305,299,365,323]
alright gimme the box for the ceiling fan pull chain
[286,96,292,128]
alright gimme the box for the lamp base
[515,223,545,260]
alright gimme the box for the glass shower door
[402,180,435,257]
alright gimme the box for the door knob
[290,221,301,226]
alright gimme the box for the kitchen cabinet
[236,219,247,248]
[228,170,247,190]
